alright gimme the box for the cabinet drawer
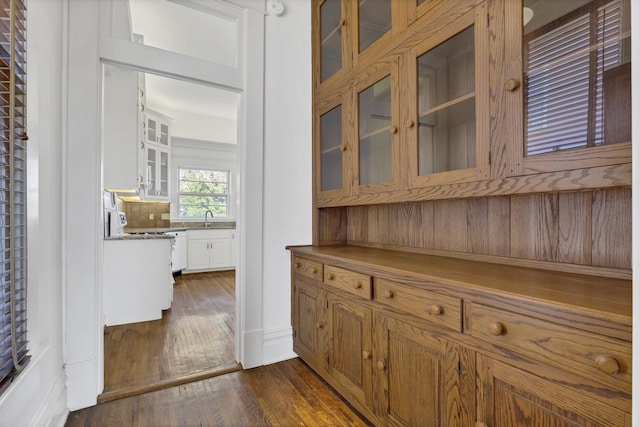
[324,265,372,300]
[292,257,323,281]
[374,278,462,332]
[469,304,631,393]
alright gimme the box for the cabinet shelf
[321,144,343,155]
[419,92,475,118]
[359,125,391,141]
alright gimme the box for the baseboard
[262,326,296,365]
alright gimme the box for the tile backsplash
[123,201,170,228]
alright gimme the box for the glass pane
[159,122,169,146]
[359,0,391,52]
[417,26,475,175]
[147,148,156,192]
[523,0,631,156]
[359,76,392,185]
[160,151,169,197]
[147,117,157,142]
[179,195,228,218]
[321,105,343,191]
[321,0,342,81]
[128,0,238,67]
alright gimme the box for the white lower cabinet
[187,229,234,271]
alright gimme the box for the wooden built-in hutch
[288,0,632,425]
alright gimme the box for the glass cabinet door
[146,146,157,196]
[520,0,631,173]
[358,0,391,53]
[159,121,170,146]
[358,75,393,188]
[320,0,343,82]
[146,116,157,144]
[319,104,344,193]
[407,6,488,188]
[159,150,169,198]
[417,26,475,176]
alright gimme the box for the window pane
[524,0,631,155]
[178,168,229,218]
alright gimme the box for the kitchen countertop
[105,233,176,241]
[105,222,237,241]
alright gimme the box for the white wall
[0,0,68,425]
[261,1,312,364]
[164,108,237,143]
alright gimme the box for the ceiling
[128,0,240,121]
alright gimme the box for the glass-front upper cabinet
[355,61,399,193]
[407,6,489,188]
[358,0,391,53]
[317,0,345,84]
[517,0,631,174]
[316,93,350,198]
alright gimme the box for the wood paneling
[341,188,630,272]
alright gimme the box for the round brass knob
[430,304,442,315]
[384,289,394,299]
[362,350,371,360]
[595,355,620,374]
[505,78,520,91]
[389,125,398,134]
[489,322,505,336]
[377,361,385,370]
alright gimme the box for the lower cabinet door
[210,238,232,269]
[292,276,326,372]
[374,314,467,427]
[187,239,210,270]
[327,293,374,416]
[476,354,630,427]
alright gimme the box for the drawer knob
[362,350,371,360]
[489,322,505,336]
[430,304,443,315]
[355,281,363,289]
[311,267,318,274]
[384,289,394,299]
[327,273,335,280]
[377,360,385,370]
[316,322,324,329]
[389,125,398,134]
[295,262,302,268]
[595,355,620,375]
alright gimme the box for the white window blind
[0,0,29,395]
[524,0,626,155]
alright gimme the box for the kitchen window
[178,167,229,218]
[0,0,30,395]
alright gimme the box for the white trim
[262,327,296,365]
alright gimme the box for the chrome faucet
[204,210,214,228]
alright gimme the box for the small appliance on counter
[103,190,128,236]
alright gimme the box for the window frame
[177,166,231,220]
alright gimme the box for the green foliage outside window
[178,168,229,218]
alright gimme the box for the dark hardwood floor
[66,270,368,426]
[101,270,239,402]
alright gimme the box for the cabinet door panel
[187,240,210,270]
[476,354,628,427]
[293,277,326,372]
[327,293,373,411]
[210,238,232,269]
[376,314,463,427]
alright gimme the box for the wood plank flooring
[101,270,239,402]
[65,358,370,427]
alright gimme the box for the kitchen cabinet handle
[362,350,371,360]
[389,125,398,134]
[505,78,520,91]
[383,289,393,299]
[430,304,443,315]
[377,360,385,370]
[354,281,362,290]
[340,18,346,26]
[489,322,505,336]
[340,144,347,152]
[311,267,318,274]
[295,262,302,269]
[316,321,324,329]
[405,119,414,128]
[595,355,620,375]
[327,273,335,280]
